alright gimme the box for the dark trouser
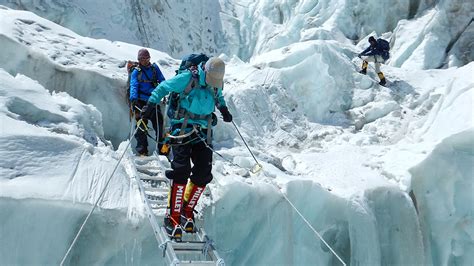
[165,138,213,187]
[133,100,164,154]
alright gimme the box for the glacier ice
[0,1,473,265]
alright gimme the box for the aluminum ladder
[131,155,225,266]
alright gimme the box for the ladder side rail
[133,173,179,265]
[129,157,225,265]
[200,229,225,265]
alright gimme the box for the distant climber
[141,57,233,238]
[129,48,166,156]
[358,36,390,86]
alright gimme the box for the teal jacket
[148,65,227,129]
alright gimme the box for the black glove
[140,104,155,120]
[357,54,362,58]
[211,112,218,126]
[219,106,232,123]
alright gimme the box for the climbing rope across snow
[280,190,347,266]
[60,121,142,266]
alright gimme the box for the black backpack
[378,39,390,60]
[176,53,210,74]
[167,53,210,118]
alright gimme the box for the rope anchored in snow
[59,121,142,266]
[231,121,263,173]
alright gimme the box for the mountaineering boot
[359,60,368,75]
[378,72,386,86]
[180,182,206,233]
[164,215,182,239]
[164,182,186,239]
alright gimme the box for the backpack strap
[174,71,217,144]
[174,72,198,132]
[136,68,151,97]
[174,73,198,119]
[139,65,157,83]
[150,63,158,83]
[136,65,160,98]
[179,112,190,137]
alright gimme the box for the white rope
[279,191,347,266]
[60,123,141,266]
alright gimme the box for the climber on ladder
[141,56,233,239]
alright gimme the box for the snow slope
[0,68,128,205]
[0,67,158,264]
[220,0,473,68]
[2,0,472,68]
[0,0,226,58]
[0,2,473,266]
[0,6,177,147]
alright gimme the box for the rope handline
[60,121,142,266]
[231,121,261,168]
[279,190,347,266]
[228,112,341,263]
[195,132,253,171]
[132,104,165,143]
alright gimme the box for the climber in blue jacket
[129,48,166,156]
[358,36,390,85]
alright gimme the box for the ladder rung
[140,176,168,182]
[136,166,162,176]
[145,191,168,199]
[177,261,218,265]
[172,241,208,250]
[147,199,167,206]
[151,204,167,210]
[144,187,169,193]
[132,159,224,266]
[134,156,156,163]
[174,249,211,254]
[151,208,167,217]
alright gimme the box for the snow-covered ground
[0,1,472,266]
[220,0,473,67]
[0,0,227,58]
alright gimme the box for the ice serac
[204,179,424,265]
[0,0,227,58]
[0,68,130,207]
[358,187,424,265]
[0,7,177,147]
[0,68,155,264]
[0,198,159,265]
[0,1,473,265]
[220,0,472,68]
[386,0,473,69]
[250,40,354,124]
[411,130,474,266]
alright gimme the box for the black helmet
[368,36,376,43]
